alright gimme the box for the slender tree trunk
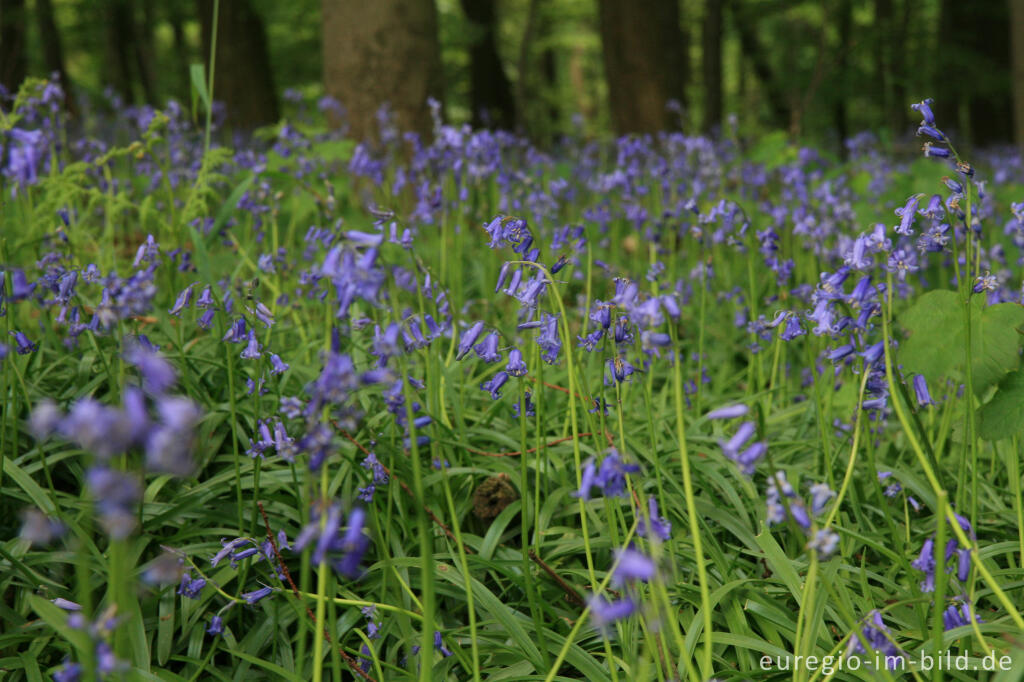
[1010,0,1024,151]
[835,0,851,155]
[597,0,687,134]
[134,1,157,104]
[938,0,1011,146]
[166,2,192,102]
[731,2,788,128]
[322,0,444,141]
[702,0,723,133]
[104,0,137,104]
[874,0,895,133]
[460,0,514,129]
[35,0,75,112]
[1,0,28,96]
[199,0,279,129]
[516,0,541,134]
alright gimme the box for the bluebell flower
[809,483,835,514]
[456,321,485,360]
[242,586,274,605]
[207,615,224,636]
[973,273,997,294]
[240,330,261,359]
[911,537,936,592]
[268,353,289,375]
[480,371,509,400]
[293,503,370,578]
[706,404,748,420]
[594,449,639,498]
[168,284,195,316]
[511,390,536,419]
[249,302,275,328]
[19,508,65,546]
[222,318,247,343]
[807,528,839,557]
[588,595,637,629]
[577,329,604,352]
[124,341,176,394]
[733,441,766,475]
[176,573,206,599]
[912,375,934,406]
[590,301,612,329]
[846,610,904,669]
[536,313,561,363]
[613,316,633,344]
[894,196,920,236]
[433,631,453,657]
[9,330,37,354]
[506,348,528,377]
[911,98,936,126]
[789,501,811,529]
[612,547,657,586]
[196,286,216,309]
[86,467,142,538]
[473,332,501,363]
[607,356,636,383]
[572,458,598,500]
[49,598,82,613]
[637,497,671,541]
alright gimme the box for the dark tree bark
[104,0,137,104]
[1,0,28,96]
[874,0,896,132]
[516,0,540,133]
[199,0,279,129]
[36,0,75,112]
[322,0,444,141]
[938,0,1012,146]
[166,2,193,102]
[1013,0,1024,151]
[461,0,514,129]
[597,0,687,134]
[834,0,852,155]
[134,1,158,104]
[702,0,723,133]
[731,2,789,128]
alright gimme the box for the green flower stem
[668,322,714,676]
[881,272,1024,631]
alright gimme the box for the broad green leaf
[28,595,92,655]
[898,290,1024,396]
[189,63,211,111]
[979,370,1024,441]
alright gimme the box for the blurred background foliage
[2,0,1023,153]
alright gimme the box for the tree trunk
[166,2,193,102]
[460,0,514,129]
[835,0,851,155]
[1011,0,1024,151]
[516,0,540,134]
[1,0,28,96]
[322,0,444,141]
[35,0,75,112]
[702,0,723,133]
[199,0,279,129]
[134,1,158,104]
[597,0,687,134]
[939,0,1011,146]
[104,0,137,104]
[874,0,895,133]
[731,2,788,128]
